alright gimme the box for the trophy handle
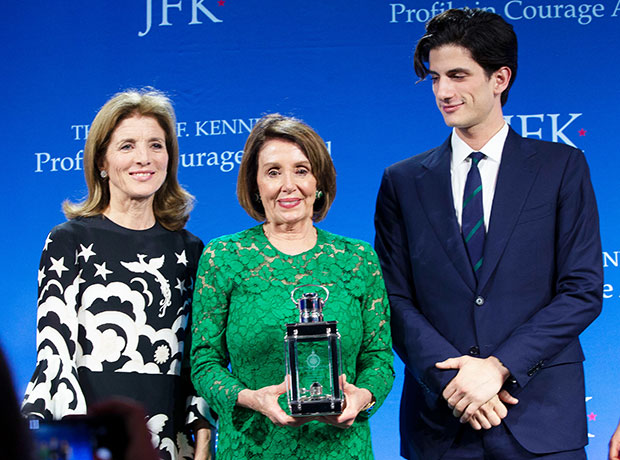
[290,284,330,305]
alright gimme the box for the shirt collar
[450,123,509,165]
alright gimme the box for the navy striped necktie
[462,152,485,277]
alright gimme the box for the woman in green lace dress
[191,114,394,459]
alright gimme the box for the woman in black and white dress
[22,89,213,460]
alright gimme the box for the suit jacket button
[475,296,485,306]
[468,346,480,356]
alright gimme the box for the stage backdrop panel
[2,1,619,458]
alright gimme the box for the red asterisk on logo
[587,412,596,421]
[578,129,587,136]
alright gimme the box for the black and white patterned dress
[22,215,210,460]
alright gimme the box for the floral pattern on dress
[191,225,394,459]
[22,216,211,460]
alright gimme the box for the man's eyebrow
[446,67,471,74]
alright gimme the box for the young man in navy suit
[374,8,603,459]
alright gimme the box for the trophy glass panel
[295,339,333,401]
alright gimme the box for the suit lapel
[477,128,541,290]
[416,137,476,291]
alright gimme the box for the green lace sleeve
[190,239,249,426]
[353,243,395,419]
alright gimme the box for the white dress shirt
[450,123,509,231]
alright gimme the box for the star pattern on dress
[94,262,113,281]
[49,256,69,278]
[74,269,86,288]
[77,243,96,263]
[43,234,53,252]
[176,250,188,266]
[26,219,205,453]
[175,278,187,295]
[38,267,46,286]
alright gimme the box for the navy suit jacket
[374,128,603,459]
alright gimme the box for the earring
[315,190,323,199]
[100,170,108,179]
[254,193,262,203]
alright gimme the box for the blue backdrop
[2,1,619,458]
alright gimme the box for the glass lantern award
[284,284,343,416]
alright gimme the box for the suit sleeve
[374,168,461,396]
[492,149,603,387]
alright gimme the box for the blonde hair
[237,114,336,222]
[63,88,193,231]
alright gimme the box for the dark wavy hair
[413,8,518,106]
[237,114,336,222]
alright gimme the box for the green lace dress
[191,225,394,459]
